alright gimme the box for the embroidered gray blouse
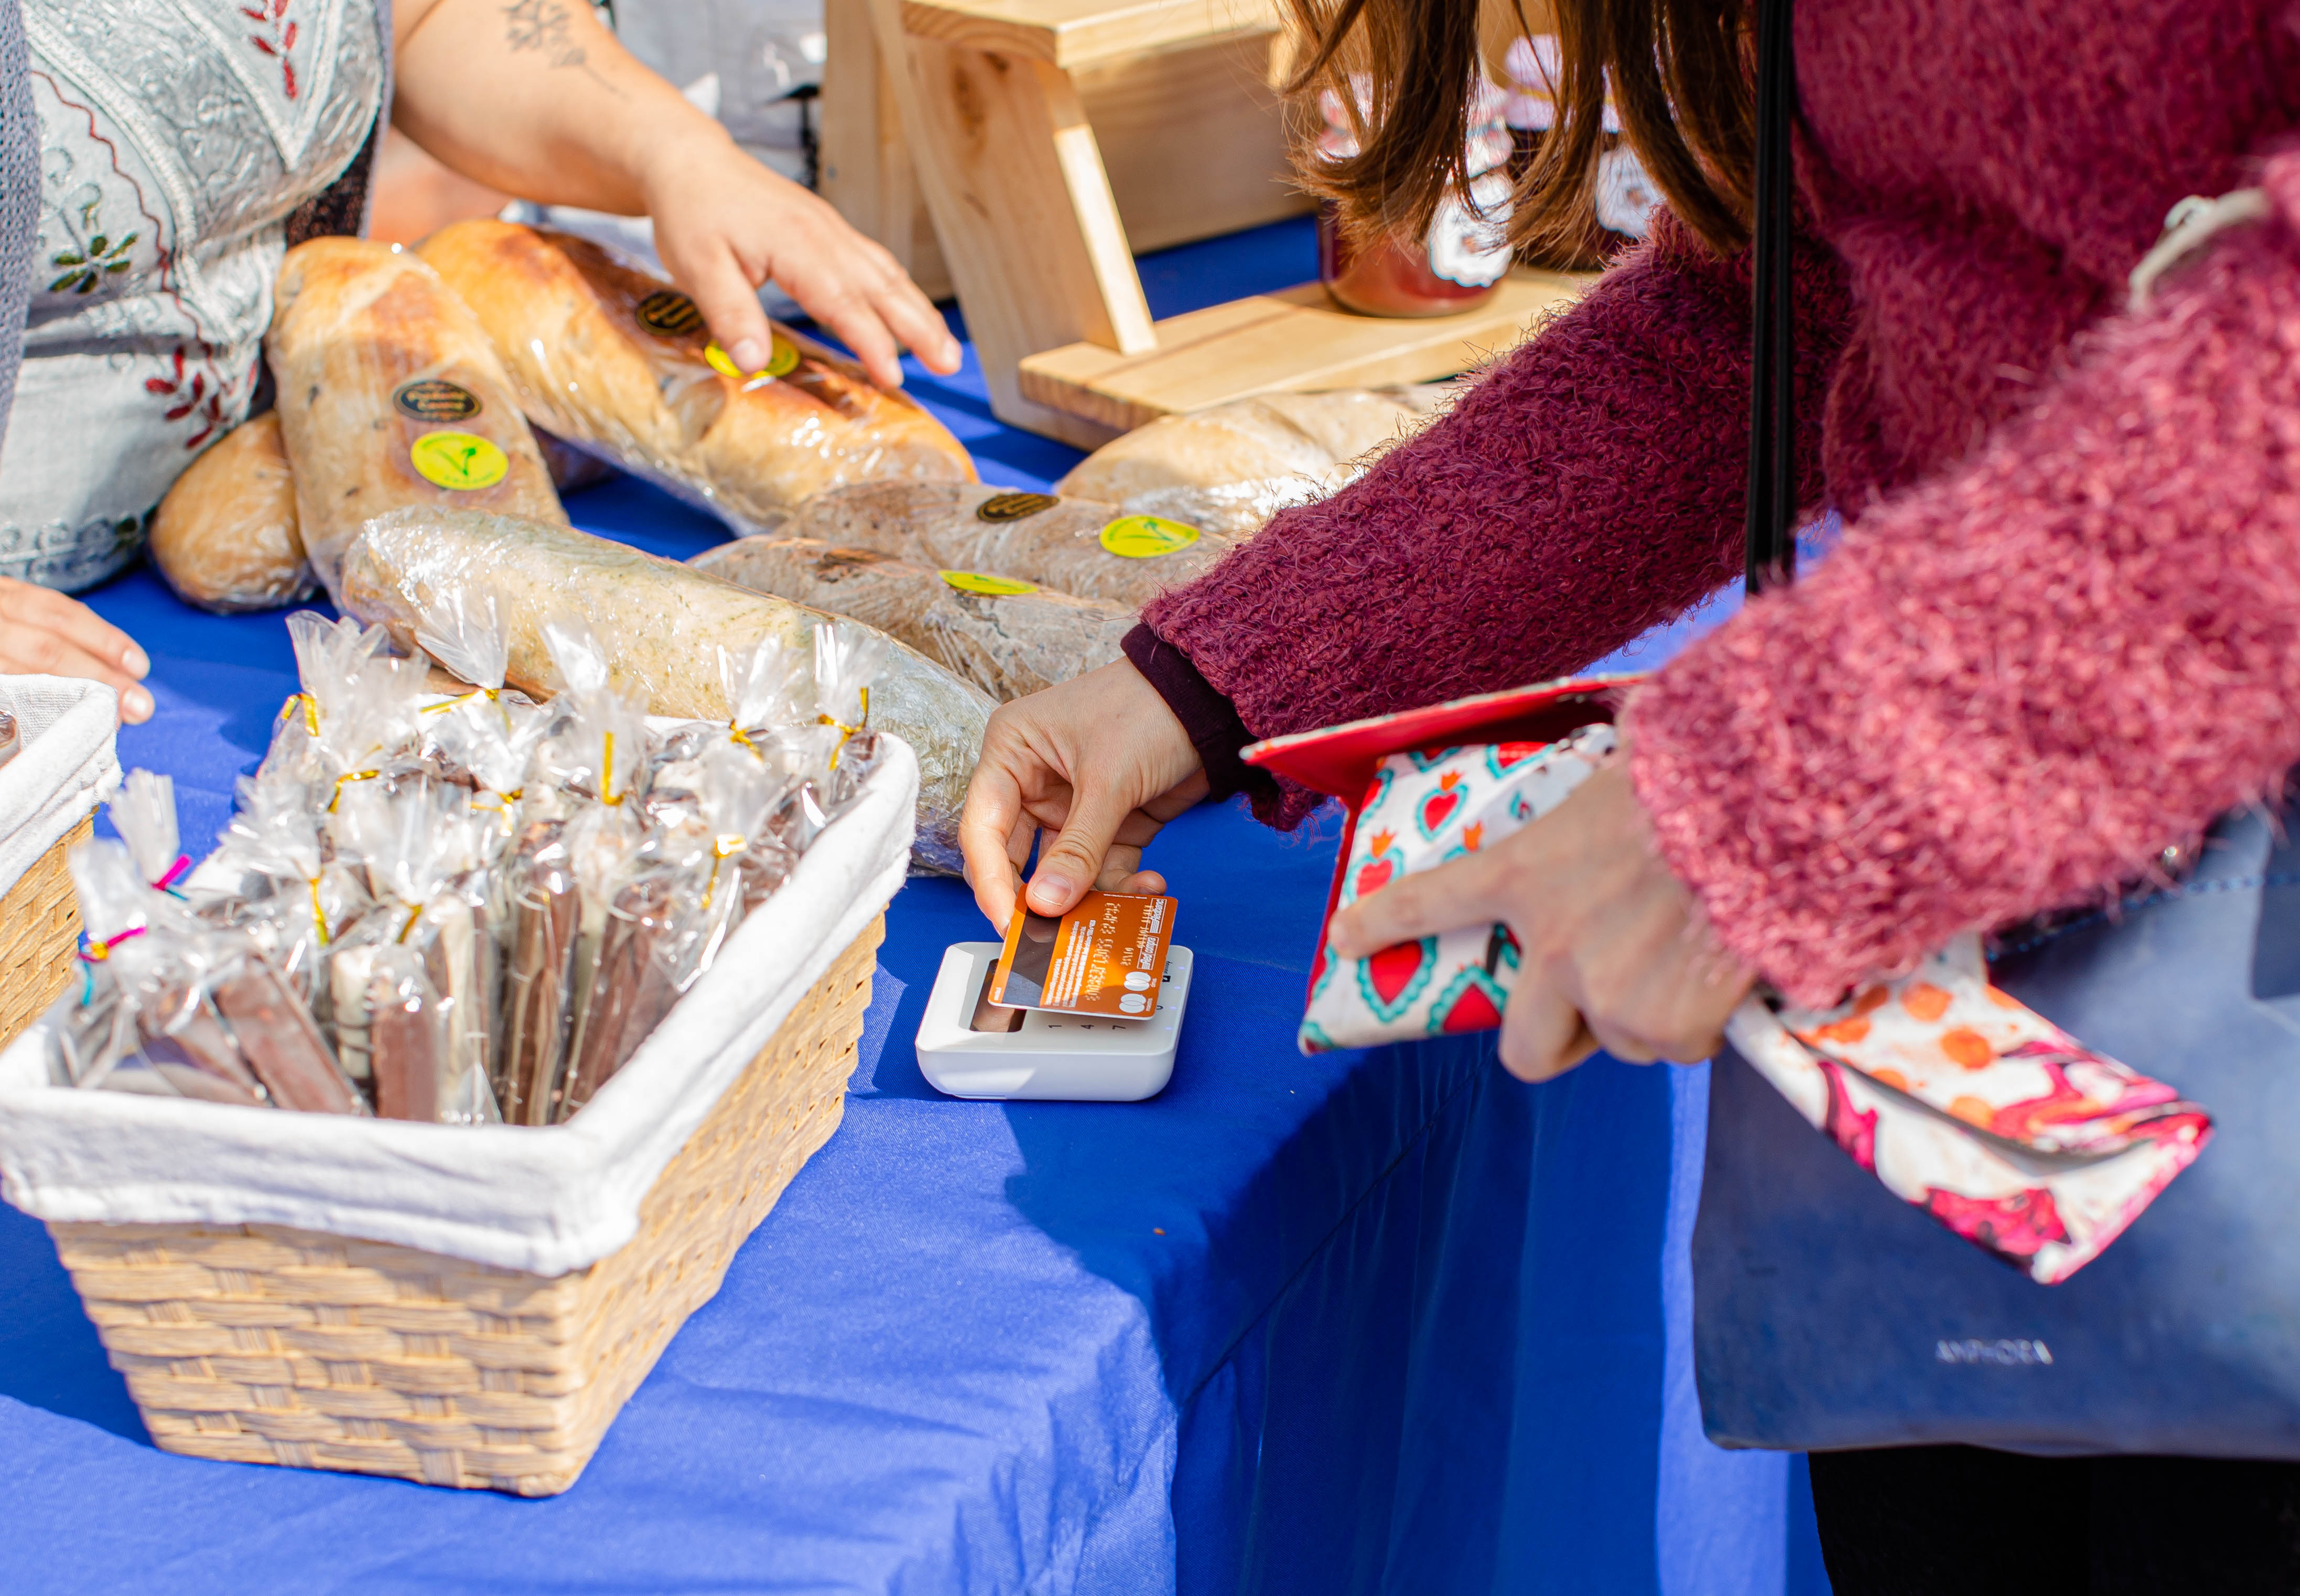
[0,0,387,591]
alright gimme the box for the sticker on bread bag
[636,289,707,337]
[392,379,481,422]
[705,336,800,381]
[976,491,1059,523]
[409,432,509,491]
[990,890,1176,1017]
[1099,515,1201,558]
[941,569,1036,596]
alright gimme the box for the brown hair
[1282,0,1757,258]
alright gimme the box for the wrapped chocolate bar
[196,770,369,1007]
[499,816,580,1125]
[269,612,427,799]
[327,780,500,1124]
[59,838,364,1114]
[405,586,549,808]
[560,743,790,1115]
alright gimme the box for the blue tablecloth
[0,218,1832,1595]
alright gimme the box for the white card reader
[916,942,1192,1101]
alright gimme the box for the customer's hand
[960,661,1208,932]
[0,578,152,723]
[1329,756,1751,1081]
[643,128,962,391]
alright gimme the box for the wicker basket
[0,813,91,1055]
[45,913,883,1496]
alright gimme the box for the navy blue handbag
[1690,0,2300,1457]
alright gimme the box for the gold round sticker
[940,569,1038,596]
[976,491,1059,523]
[704,336,801,382]
[1098,514,1202,558]
[409,432,509,491]
[636,289,706,338]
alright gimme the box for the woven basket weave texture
[0,813,90,1054]
[48,913,883,1496]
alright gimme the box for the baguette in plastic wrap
[416,220,975,533]
[267,237,567,591]
[332,508,991,872]
[690,536,1133,702]
[1053,386,1451,508]
[780,482,1235,609]
[149,412,316,613]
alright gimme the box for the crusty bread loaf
[692,536,1133,702]
[336,508,993,873]
[416,220,976,533]
[268,238,566,594]
[148,413,315,613]
[782,482,1233,610]
[1054,386,1452,507]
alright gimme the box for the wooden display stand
[824,0,1590,446]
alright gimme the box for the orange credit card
[989,891,1178,1018]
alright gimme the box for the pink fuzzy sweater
[1140,0,2300,1005]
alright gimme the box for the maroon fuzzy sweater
[1139,0,2300,1005]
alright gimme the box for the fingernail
[1027,872,1072,911]
[730,338,768,374]
[122,685,153,723]
[122,645,149,678]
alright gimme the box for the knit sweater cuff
[1122,622,1259,803]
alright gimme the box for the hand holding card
[990,891,1178,1018]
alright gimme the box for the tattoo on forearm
[503,0,585,69]
[500,0,624,92]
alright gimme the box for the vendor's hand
[0,579,152,723]
[1329,757,1751,1082]
[961,660,1207,931]
[642,128,962,392]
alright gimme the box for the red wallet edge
[1243,674,1644,801]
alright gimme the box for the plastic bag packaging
[327,780,502,1123]
[266,237,567,594]
[271,612,429,796]
[1113,478,1335,541]
[414,220,975,536]
[406,586,550,803]
[333,506,991,873]
[1053,386,1455,506]
[196,768,370,1006]
[148,412,317,614]
[561,743,790,1114]
[109,768,187,891]
[59,839,365,1114]
[646,638,813,813]
[500,817,579,1125]
[778,482,1235,610]
[688,536,1135,701]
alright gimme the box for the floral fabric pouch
[1725,939,2211,1284]
[1248,676,2213,1283]
[1296,726,1615,1051]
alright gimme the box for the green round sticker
[940,569,1038,596]
[409,431,509,491]
[1098,514,1202,558]
[705,336,802,381]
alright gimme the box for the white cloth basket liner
[0,734,919,1278]
[0,674,121,901]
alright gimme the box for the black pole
[1744,0,1798,596]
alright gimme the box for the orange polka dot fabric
[1724,936,2211,1285]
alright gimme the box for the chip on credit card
[989,891,1178,1018]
